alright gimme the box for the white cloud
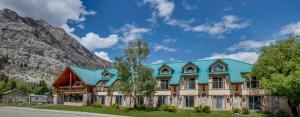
[192,15,249,35]
[182,0,197,10]
[164,18,193,31]
[228,40,276,51]
[80,32,119,50]
[114,24,150,43]
[143,0,175,18]
[154,44,177,52]
[0,0,96,26]
[169,57,181,62]
[203,52,258,64]
[151,60,165,64]
[280,21,300,36]
[94,51,112,62]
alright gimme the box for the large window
[157,96,168,107]
[212,96,224,109]
[247,77,259,88]
[135,96,144,106]
[212,63,226,72]
[184,78,195,89]
[185,67,195,73]
[160,80,169,90]
[115,96,122,105]
[64,94,83,102]
[161,68,170,75]
[212,76,224,89]
[249,96,261,109]
[184,96,194,107]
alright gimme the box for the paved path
[0,107,129,117]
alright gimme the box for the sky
[0,0,300,64]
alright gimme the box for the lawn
[35,105,273,117]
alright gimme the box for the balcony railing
[57,86,85,92]
[182,83,196,90]
[209,82,226,89]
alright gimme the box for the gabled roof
[55,58,252,88]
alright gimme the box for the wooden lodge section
[52,67,93,106]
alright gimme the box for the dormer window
[210,60,227,72]
[102,70,111,79]
[183,61,198,74]
[104,73,111,78]
[159,64,172,75]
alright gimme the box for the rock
[0,8,112,85]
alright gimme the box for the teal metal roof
[66,58,252,87]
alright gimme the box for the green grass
[33,105,273,117]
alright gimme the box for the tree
[252,36,300,117]
[114,38,156,107]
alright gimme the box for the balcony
[57,86,85,93]
[241,89,267,95]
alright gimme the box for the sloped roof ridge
[149,58,252,65]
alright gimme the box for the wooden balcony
[57,86,85,93]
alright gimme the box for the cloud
[113,24,150,43]
[280,21,300,36]
[228,39,276,51]
[192,15,249,35]
[143,0,175,18]
[153,38,178,52]
[80,32,119,50]
[164,18,194,31]
[151,60,165,64]
[203,52,258,63]
[182,0,197,10]
[94,51,112,62]
[169,57,181,62]
[0,0,95,26]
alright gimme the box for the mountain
[0,9,112,84]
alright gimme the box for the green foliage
[275,110,293,117]
[114,38,156,107]
[194,105,203,113]
[252,36,300,116]
[135,105,146,110]
[92,102,101,108]
[159,105,177,112]
[112,103,120,109]
[202,105,211,113]
[241,107,250,115]
[232,108,241,113]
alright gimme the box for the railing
[182,82,196,90]
[57,86,85,92]
[230,89,241,95]
[209,82,226,89]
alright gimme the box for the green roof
[66,58,252,87]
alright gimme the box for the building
[52,58,289,112]
[29,94,53,104]
[2,89,27,104]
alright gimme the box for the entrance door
[212,96,224,109]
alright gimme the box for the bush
[159,105,177,112]
[194,105,203,113]
[135,105,146,110]
[242,107,250,115]
[202,105,211,113]
[275,110,293,117]
[92,102,101,108]
[232,108,241,113]
[112,103,120,109]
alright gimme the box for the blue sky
[1,0,300,64]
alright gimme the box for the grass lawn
[35,105,273,117]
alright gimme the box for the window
[249,96,261,109]
[184,96,194,107]
[212,76,224,89]
[64,94,83,102]
[115,96,122,105]
[184,78,195,89]
[98,96,105,105]
[212,63,226,72]
[161,68,170,75]
[157,96,168,107]
[186,67,195,73]
[212,96,224,109]
[160,80,169,90]
[103,73,110,78]
[135,96,144,106]
[247,77,259,88]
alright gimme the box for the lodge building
[52,58,289,111]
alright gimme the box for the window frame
[184,96,194,107]
[212,76,225,89]
[160,79,169,90]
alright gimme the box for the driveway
[0,107,129,117]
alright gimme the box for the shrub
[135,105,146,110]
[112,103,120,109]
[159,105,177,112]
[232,108,241,113]
[202,105,211,113]
[275,110,293,117]
[194,105,203,113]
[242,107,250,115]
[92,102,101,108]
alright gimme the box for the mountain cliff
[0,9,112,84]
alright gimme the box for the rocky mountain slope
[0,9,112,84]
